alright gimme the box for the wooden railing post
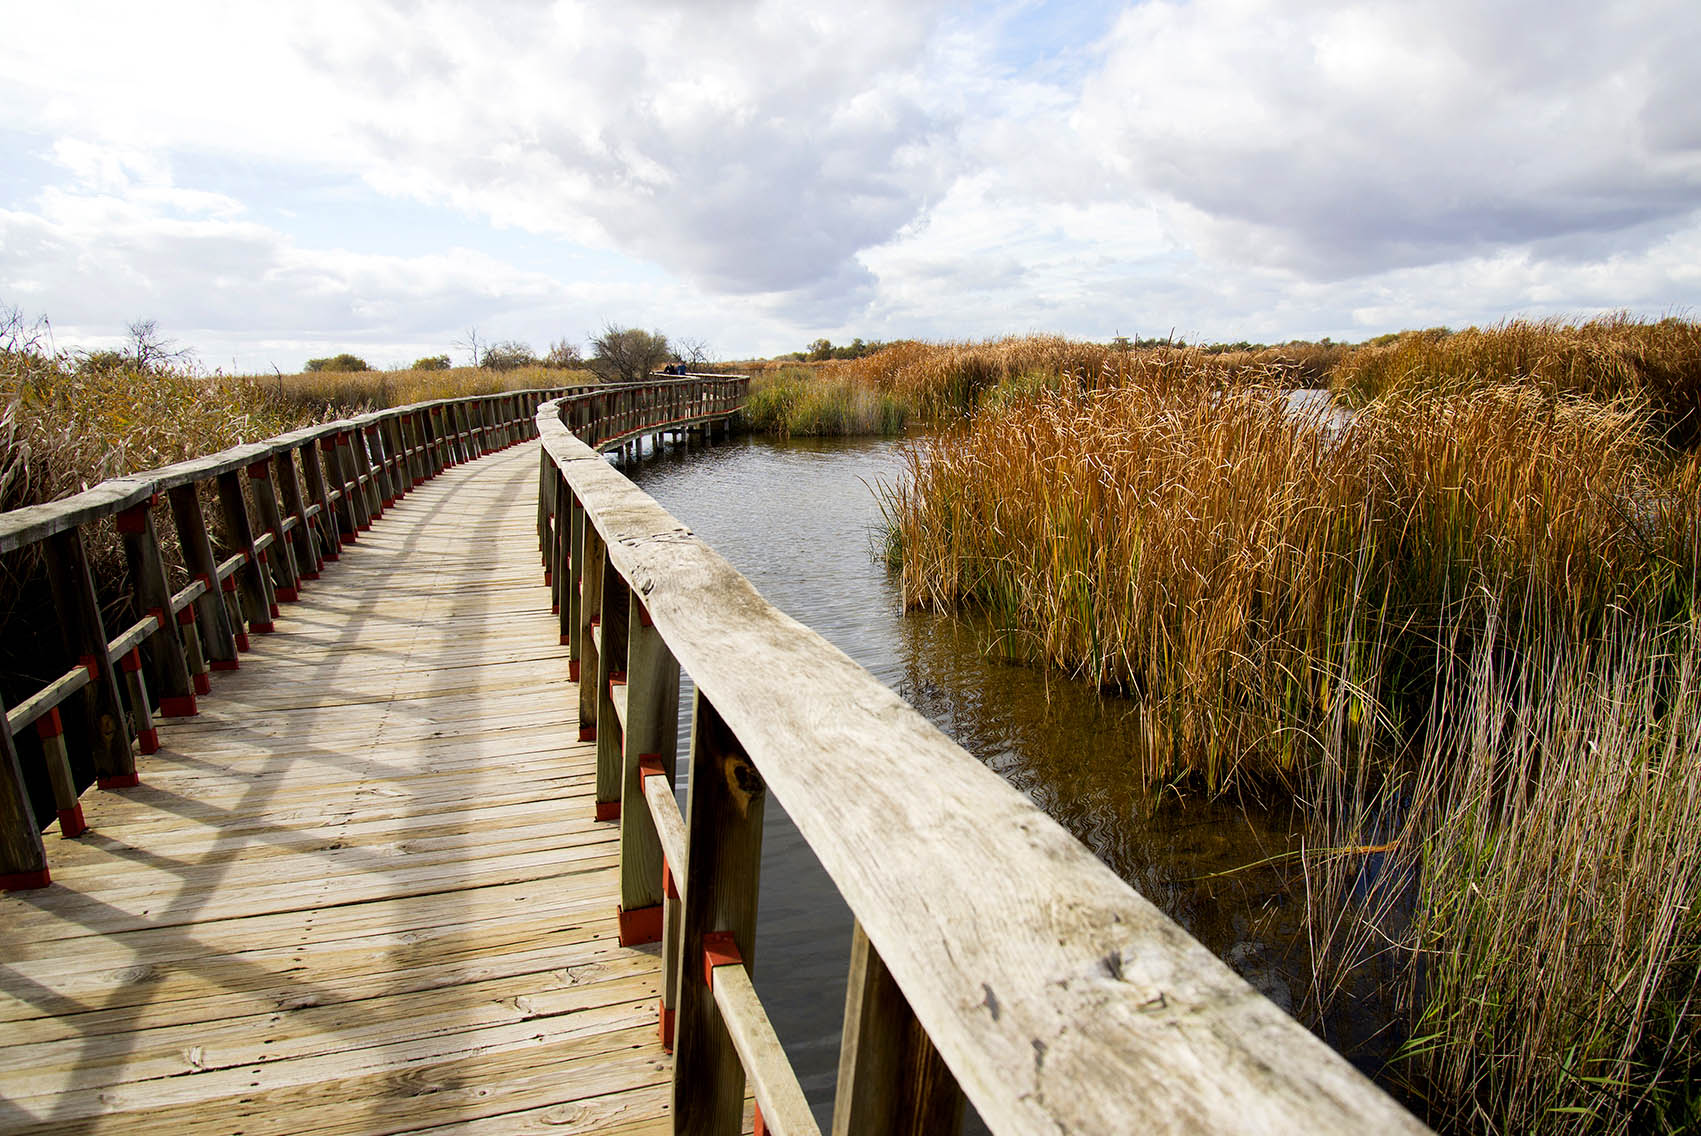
[577,519,605,745]
[0,698,50,890]
[215,469,276,634]
[116,496,197,716]
[616,590,680,947]
[562,489,584,672]
[322,435,361,543]
[276,448,322,581]
[167,483,241,668]
[673,690,766,1134]
[300,439,340,563]
[833,920,965,1135]
[595,553,630,822]
[43,527,137,786]
[383,416,412,497]
[363,424,395,511]
[247,460,301,604]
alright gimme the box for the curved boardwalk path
[0,443,676,1134]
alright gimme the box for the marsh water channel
[626,432,1393,1126]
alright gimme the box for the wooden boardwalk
[0,443,676,1134]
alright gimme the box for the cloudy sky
[2,0,1697,372]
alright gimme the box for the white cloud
[1,0,1698,365]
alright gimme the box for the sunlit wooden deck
[0,443,674,1134]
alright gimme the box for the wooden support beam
[672,691,766,1136]
[833,920,965,1136]
[166,483,239,668]
[595,544,630,821]
[216,469,276,634]
[0,694,49,889]
[35,709,88,836]
[299,438,339,563]
[275,448,321,582]
[618,591,680,940]
[116,497,196,717]
[246,459,300,604]
[43,527,137,785]
[576,518,605,741]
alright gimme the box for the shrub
[305,353,371,373]
[413,354,451,371]
[481,341,537,372]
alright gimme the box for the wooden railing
[536,394,1432,1135]
[0,387,581,889]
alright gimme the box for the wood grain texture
[538,405,1431,1136]
[0,443,670,1135]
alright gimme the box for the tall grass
[264,363,596,417]
[1332,315,1701,444]
[880,352,1701,1131]
[744,366,907,437]
[883,363,1697,787]
[1306,610,1701,1134]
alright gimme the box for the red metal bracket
[99,773,141,789]
[594,799,619,821]
[161,694,198,718]
[0,869,51,891]
[663,859,678,901]
[79,654,101,680]
[702,931,742,989]
[657,998,675,1052]
[36,708,63,739]
[246,460,271,479]
[120,648,143,674]
[115,503,148,534]
[57,804,88,839]
[617,903,663,947]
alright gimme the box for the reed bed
[1332,315,1701,444]
[744,366,907,437]
[880,355,1701,1132]
[1307,610,1701,1134]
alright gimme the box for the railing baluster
[0,698,50,889]
[247,459,300,605]
[673,690,766,1135]
[216,469,275,634]
[833,920,965,1135]
[167,482,241,668]
[43,526,137,786]
[595,544,630,822]
[563,489,584,674]
[116,495,197,717]
[617,591,679,949]
[275,448,321,581]
[577,519,605,747]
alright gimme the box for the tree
[123,319,195,372]
[454,326,485,369]
[481,340,537,372]
[589,323,670,383]
[305,353,372,372]
[543,338,584,369]
[413,354,452,371]
[675,337,711,369]
[808,338,834,361]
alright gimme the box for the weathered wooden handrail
[536,394,1430,1135]
[0,385,594,890]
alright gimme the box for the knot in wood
[721,753,764,815]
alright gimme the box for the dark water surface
[625,435,1374,1126]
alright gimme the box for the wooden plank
[712,960,821,1136]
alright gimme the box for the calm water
[624,434,1379,1125]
